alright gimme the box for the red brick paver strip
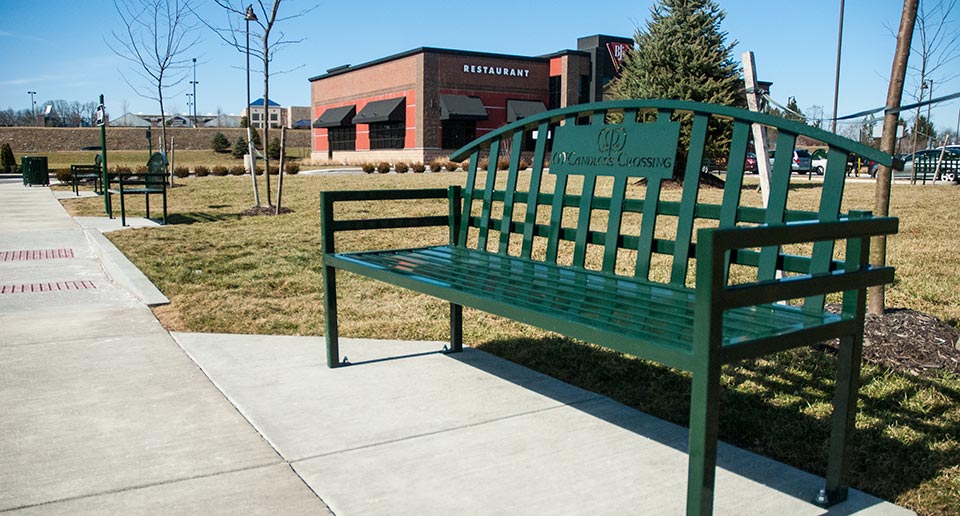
[0,248,75,261]
[0,281,96,294]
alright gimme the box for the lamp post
[924,79,933,149]
[245,4,260,206]
[27,91,37,125]
[190,57,198,126]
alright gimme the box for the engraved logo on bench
[550,119,680,181]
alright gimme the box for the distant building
[242,98,283,129]
[112,113,152,127]
[308,34,632,163]
[203,114,242,128]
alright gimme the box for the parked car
[767,149,813,174]
[811,148,828,175]
[744,152,758,173]
[897,148,960,182]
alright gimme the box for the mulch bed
[239,205,293,217]
[825,304,960,378]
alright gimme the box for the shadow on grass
[468,336,957,513]
[164,212,240,225]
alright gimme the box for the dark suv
[767,149,813,173]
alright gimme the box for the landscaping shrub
[429,160,443,172]
[497,158,510,170]
[211,132,230,153]
[478,158,489,170]
[445,161,459,172]
[212,165,229,176]
[285,162,300,175]
[518,159,530,171]
[361,162,376,174]
[0,143,16,173]
[377,161,391,174]
[255,165,264,176]
[394,161,409,173]
[461,160,470,170]
[173,166,190,178]
[55,168,71,184]
[268,137,281,160]
[412,161,426,173]
[232,136,247,159]
[194,165,210,177]
[267,165,279,175]
[113,165,132,174]
[229,165,245,176]
[135,165,148,174]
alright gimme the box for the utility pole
[191,57,198,127]
[742,51,773,208]
[869,0,918,316]
[831,0,845,134]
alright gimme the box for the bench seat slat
[327,245,843,370]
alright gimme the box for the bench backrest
[449,99,897,312]
[145,152,169,189]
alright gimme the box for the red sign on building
[606,42,630,73]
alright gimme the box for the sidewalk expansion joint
[290,394,604,464]
[0,462,283,514]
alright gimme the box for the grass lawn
[59,173,960,515]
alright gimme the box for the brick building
[309,35,631,163]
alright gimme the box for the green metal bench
[71,155,103,196]
[107,152,169,227]
[320,99,900,515]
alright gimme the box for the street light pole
[27,91,37,125]
[191,57,198,127]
[830,0,845,134]
[925,79,933,148]
[245,4,260,206]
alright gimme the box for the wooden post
[276,126,286,214]
[742,51,772,208]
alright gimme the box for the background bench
[70,155,102,196]
[320,99,899,515]
[107,152,168,227]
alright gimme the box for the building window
[369,121,405,149]
[328,126,356,151]
[548,76,562,110]
[252,113,260,121]
[578,75,592,104]
[270,113,278,121]
[441,120,476,149]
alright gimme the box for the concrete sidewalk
[0,183,915,515]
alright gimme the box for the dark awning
[352,97,405,124]
[439,95,488,121]
[506,100,547,122]
[313,105,356,128]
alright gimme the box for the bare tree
[109,0,201,158]
[202,0,314,208]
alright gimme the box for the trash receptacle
[21,156,49,186]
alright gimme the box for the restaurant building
[309,35,632,163]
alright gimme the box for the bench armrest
[696,215,899,311]
[321,187,462,253]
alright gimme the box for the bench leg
[686,363,721,516]
[119,192,126,227]
[162,191,167,224]
[145,193,151,219]
[323,265,342,368]
[816,332,863,507]
[448,303,463,353]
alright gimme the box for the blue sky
[1,0,957,134]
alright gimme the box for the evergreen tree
[610,0,741,106]
[0,143,16,173]
[232,136,247,159]
[211,132,231,153]
[609,0,742,182]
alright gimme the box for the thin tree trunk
[276,125,285,214]
[869,0,918,316]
